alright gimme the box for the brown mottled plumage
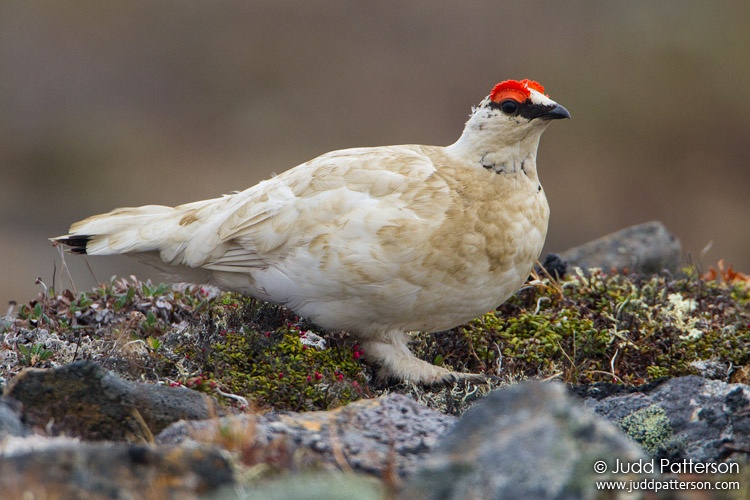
[53,80,569,384]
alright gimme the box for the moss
[165,297,368,411]
[410,268,750,385]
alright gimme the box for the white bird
[53,79,569,384]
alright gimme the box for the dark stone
[0,397,26,437]
[557,221,681,274]
[0,443,233,498]
[398,381,646,500]
[536,252,568,278]
[583,376,750,461]
[3,361,221,442]
[569,379,668,401]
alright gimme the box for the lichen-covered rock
[158,393,456,480]
[581,376,750,462]
[4,361,221,442]
[618,404,674,456]
[0,442,233,499]
[399,381,647,500]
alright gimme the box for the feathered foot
[360,330,490,385]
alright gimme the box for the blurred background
[1,1,749,307]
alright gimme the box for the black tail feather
[53,235,91,254]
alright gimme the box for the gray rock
[3,360,221,442]
[0,397,26,437]
[207,472,383,500]
[0,442,233,498]
[158,393,456,480]
[581,376,750,462]
[557,221,681,274]
[398,381,647,500]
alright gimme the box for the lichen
[618,404,677,456]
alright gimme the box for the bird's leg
[360,330,488,385]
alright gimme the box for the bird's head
[449,79,569,161]
[487,79,569,123]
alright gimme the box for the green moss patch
[411,268,750,385]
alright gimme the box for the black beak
[539,103,571,120]
[520,102,571,121]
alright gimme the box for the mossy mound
[166,295,368,411]
[412,268,750,385]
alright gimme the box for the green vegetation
[2,277,367,411]
[170,296,367,411]
[412,268,749,385]
[16,342,54,367]
[1,268,748,411]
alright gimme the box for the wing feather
[208,146,444,270]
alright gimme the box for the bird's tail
[51,205,177,256]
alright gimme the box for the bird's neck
[445,114,544,179]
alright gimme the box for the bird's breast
[398,164,549,331]
[426,164,548,276]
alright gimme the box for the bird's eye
[501,100,518,114]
